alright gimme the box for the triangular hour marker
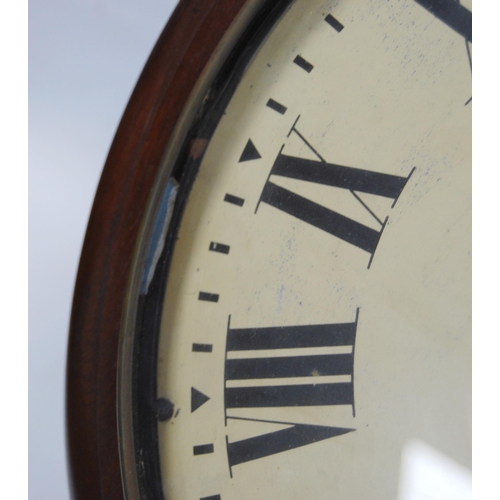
[191,387,210,413]
[239,139,262,162]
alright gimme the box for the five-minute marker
[239,139,261,162]
[191,387,210,413]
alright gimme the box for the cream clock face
[151,0,471,498]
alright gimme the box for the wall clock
[66,0,471,499]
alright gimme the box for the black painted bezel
[127,1,294,498]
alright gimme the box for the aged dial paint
[155,0,471,498]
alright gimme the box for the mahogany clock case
[67,1,293,499]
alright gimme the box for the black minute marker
[209,242,230,254]
[192,343,213,352]
[325,13,344,32]
[198,292,219,303]
[266,98,287,115]
[193,444,214,455]
[293,55,314,73]
[224,193,244,206]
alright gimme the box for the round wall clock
[66,0,471,499]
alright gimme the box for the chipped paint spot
[277,284,285,313]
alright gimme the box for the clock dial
[123,0,471,498]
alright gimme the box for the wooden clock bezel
[65,1,273,498]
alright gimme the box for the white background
[24,1,499,499]
[29,1,177,498]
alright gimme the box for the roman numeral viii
[224,312,358,472]
[257,150,413,262]
[224,313,357,410]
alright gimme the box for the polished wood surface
[66,1,250,498]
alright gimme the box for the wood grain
[66,1,251,498]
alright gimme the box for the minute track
[149,1,471,498]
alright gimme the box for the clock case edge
[64,1,267,498]
[121,1,299,498]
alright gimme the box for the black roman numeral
[224,312,358,413]
[415,0,471,42]
[226,417,354,471]
[226,382,354,409]
[224,313,358,473]
[257,147,413,262]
